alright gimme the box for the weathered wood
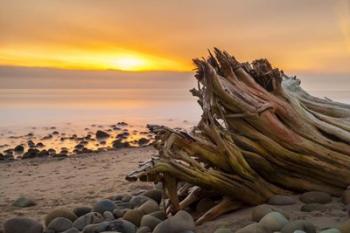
[126,48,350,224]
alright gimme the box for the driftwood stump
[127,49,350,224]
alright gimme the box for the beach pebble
[213,227,232,233]
[148,211,166,220]
[129,195,150,208]
[138,199,159,215]
[267,195,296,205]
[113,208,129,218]
[123,209,144,226]
[142,190,162,204]
[93,199,116,214]
[14,145,24,153]
[280,220,316,233]
[339,219,350,233]
[251,205,274,222]
[45,208,77,226]
[4,217,43,233]
[300,203,327,212]
[23,148,40,158]
[112,139,130,149]
[140,215,162,230]
[61,228,80,233]
[12,196,36,207]
[319,229,341,233]
[47,217,73,233]
[73,206,92,217]
[153,210,195,233]
[342,190,350,205]
[103,211,115,221]
[259,211,288,232]
[96,130,110,139]
[73,212,104,230]
[82,221,109,233]
[299,191,332,204]
[235,223,267,233]
[105,219,137,233]
[136,226,152,233]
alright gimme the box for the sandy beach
[0,147,155,226]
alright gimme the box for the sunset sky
[0,0,349,74]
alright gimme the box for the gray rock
[106,219,137,233]
[73,206,92,217]
[129,195,150,208]
[73,212,104,230]
[142,190,162,204]
[4,217,43,233]
[113,208,129,218]
[148,211,166,220]
[300,203,327,212]
[61,229,80,233]
[140,215,162,230]
[299,191,332,204]
[82,221,109,233]
[213,227,232,233]
[47,217,73,233]
[259,211,289,232]
[153,210,195,233]
[251,205,274,222]
[123,209,144,226]
[319,229,341,233]
[267,195,296,205]
[235,223,267,233]
[137,199,159,215]
[280,220,316,233]
[45,208,78,226]
[12,196,36,208]
[103,211,115,221]
[136,226,151,233]
[93,199,116,214]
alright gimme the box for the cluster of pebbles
[0,122,154,161]
[2,188,196,233]
[3,187,350,233]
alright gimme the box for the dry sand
[1,146,348,232]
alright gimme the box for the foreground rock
[92,199,116,214]
[300,191,332,204]
[280,220,316,233]
[12,196,36,207]
[4,217,43,233]
[259,211,288,232]
[45,208,77,226]
[153,210,195,233]
[47,217,73,232]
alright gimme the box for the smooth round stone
[251,205,274,222]
[214,227,232,233]
[113,208,129,218]
[105,219,137,233]
[123,209,144,226]
[12,196,37,208]
[339,219,350,233]
[148,211,166,220]
[280,220,316,233]
[268,195,296,205]
[103,211,115,221]
[73,206,92,217]
[153,210,195,233]
[47,217,73,232]
[136,226,152,233]
[62,228,80,233]
[93,199,116,214]
[259,211,289,232]
[142,190,162,204]
[319,229,341,233]
[235,223,267,233]
[300,203,327,212]
[45,208,78,226]
[129,195,150,208]
[82,221,109,233]
[299,191,332,204]
[73,212,104,230]
[140,215,162,230]
[137,199,159,215]
[4,217,43,233]
[342,190,350,205]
